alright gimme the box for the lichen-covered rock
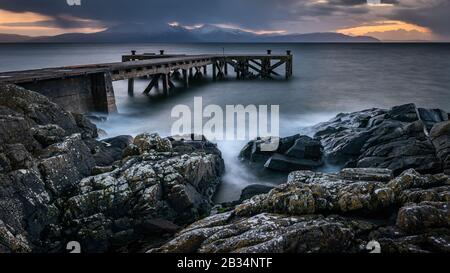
[396,202,449,233]
[369,226,450,253]
[155,168,450,253]
[59,134,224,252]
[0,220,31,253]
[151,213,373,253]
[234,168,396,217]
[313,104,443,175]
[134,133,172,154]
[30,124,66,147]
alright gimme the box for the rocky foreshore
[154,103,450,253]
[0,84,224,252]
[1,83,449,253]
[153,168,449,253]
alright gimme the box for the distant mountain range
[0,24,379,43]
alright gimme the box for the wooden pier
[0,50,293,114]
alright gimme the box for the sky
[0,0,448,41]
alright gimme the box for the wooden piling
[182,69,189,88]
[128,78,134,96]
[162,73,169,95]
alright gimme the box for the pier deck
[0,50,293,114]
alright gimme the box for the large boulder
[240,135,324,172]
[85,135,134,167]
[153,168,449,253]
[313,104,444,175]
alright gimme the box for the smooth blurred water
[1,43,449,202]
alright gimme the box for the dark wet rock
[71,112,98,139]
[239,184,274,201]
[0,169,58,252]
[122,144,140,158]
[0,84,81,135]
[86,135,133,167]
[417,108,448,134]
[285,136,323,160]
[151,213,371,253]
[31,124,66,147]
[0,84,225,253]
[38,134,96,196]
[264,153,323,172]
[153,168,449,253]
[240,135,305,162]
[0,219,31,253]
[3,144,34,170]
[91,165,116,175]
[85,114,107,123]
[388,103,418,122]
[169,135,223,157]
[430,121,450,174]
[240,135,324,172]
[369,225,450,253]
[314,103,444,175]
[0,106,40,152]
[396,202,449,233]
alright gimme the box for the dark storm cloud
[389,0,450,36]
[0,0,448,37]
[0,0,374,28]
[0,0,296,29]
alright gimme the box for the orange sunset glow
[0,9,105,36]
[337,20,433,40]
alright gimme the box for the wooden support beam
[182,69,189,88]
[168,78,176,89]
[203,65,207,75]
[212,62,217,81]
[249,59,262,68]
[143,74,160,95]
[194,67,203,80]
[224,62,228,75]
[271,70,281,77]
[270,60,285,71]
[247,63,262,74]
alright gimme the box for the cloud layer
[0,0,448,40]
